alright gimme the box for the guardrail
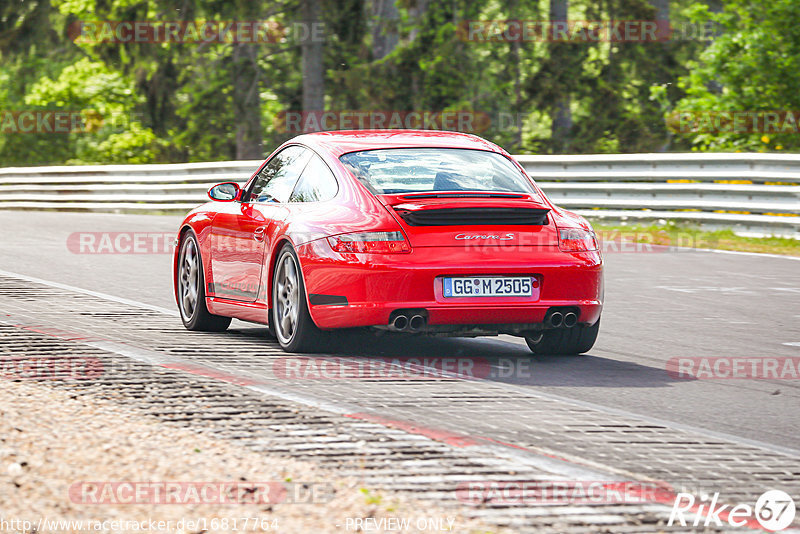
[516,153,800,237]
[1,153,798,237]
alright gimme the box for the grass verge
[589,221,800,257]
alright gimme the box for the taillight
[559,228,598,252]
[327,231,411,254]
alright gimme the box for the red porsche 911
[173,130,603,354]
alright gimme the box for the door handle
[253,226,266,242]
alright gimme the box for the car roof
[291,129,506,158]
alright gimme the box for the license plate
[442,276,533,298]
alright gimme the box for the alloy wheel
[179,237,199,321]
[274,252,300,344]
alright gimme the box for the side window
[246,146,312,203]
[289,154,339,203]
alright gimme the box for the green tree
[671,0,800,152]
[0,0,83,164]
[24,58,163,163]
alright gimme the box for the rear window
[339,148,537,195]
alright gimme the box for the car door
[209,145,312,302]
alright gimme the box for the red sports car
[173,130,603,354]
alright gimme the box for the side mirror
[208,182,241,202]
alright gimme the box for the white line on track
[2,267,799,460]
[692,247,800,262]
[329,351,800,458]
[0,268,179,317]
[0,306,617,482]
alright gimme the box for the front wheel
[272,245,327,353]
[526,319,600,355]
[177,232,232,332]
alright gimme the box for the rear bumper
[296,239,603,331]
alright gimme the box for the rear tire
[526,319,600,355]
[177,232,232,332]
[272,245,327,353]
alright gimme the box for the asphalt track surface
[3,210,800,532]
[2,210,798,450]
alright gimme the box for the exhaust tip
[392,315,409,331]
[563,312,578,328]
[549,311,564,328]
[408,314,425,332]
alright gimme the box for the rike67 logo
[669,489,796,531]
